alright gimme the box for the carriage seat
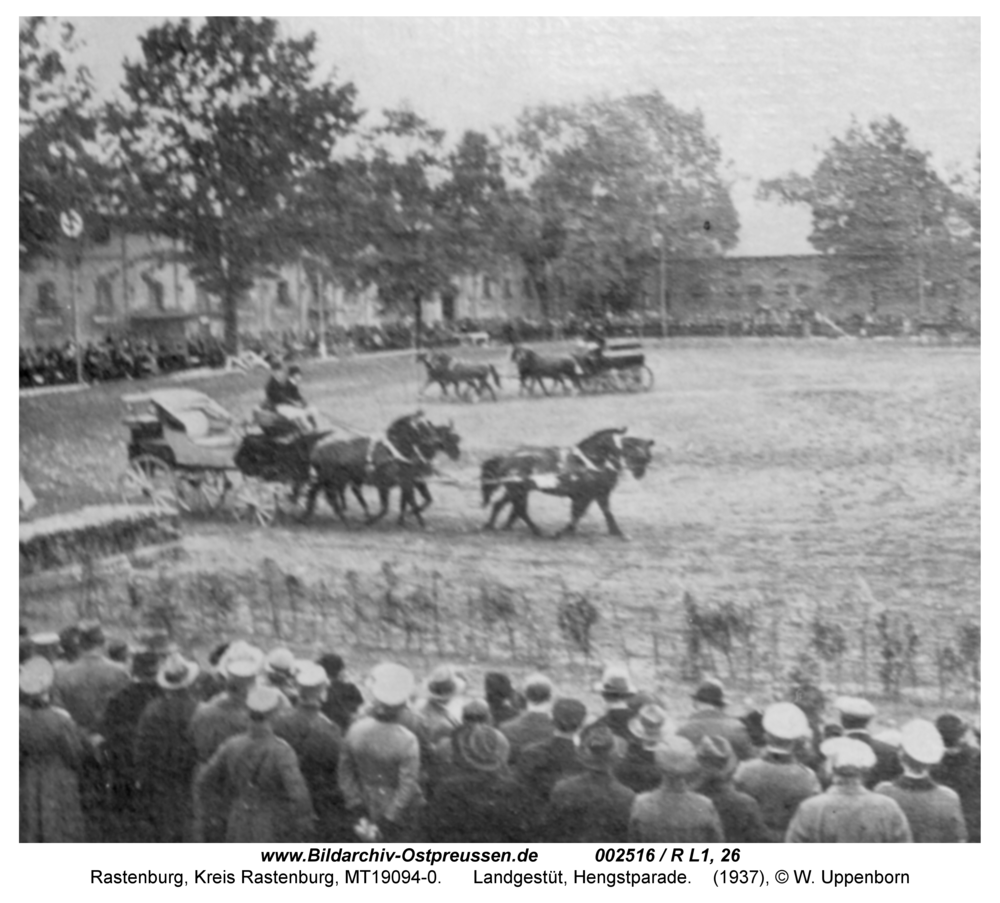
[175,409,239,448]
[253,406,303,440]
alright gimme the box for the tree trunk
[223,282,240,355]
[413,293,423,351]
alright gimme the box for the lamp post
[60,209,84,383]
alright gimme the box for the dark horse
[234,429,332,505]
[417,351,502,401]
[305,413,461,527]
[510,345,583,395]
[480,428,654,538]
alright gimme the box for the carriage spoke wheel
[119,455,178,512]
[232,477,279,527]
[176,470,230,516]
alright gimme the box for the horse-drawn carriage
[574,338,654,393]
[120,389,462,528]
[119,388,324,526]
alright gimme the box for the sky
[68,16,981,256]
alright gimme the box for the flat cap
[763,702,810,740]
[369,662,415,707]
[900,720,945,765]
[20,657,55,696]
[820,736,876,772]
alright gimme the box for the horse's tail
[481,457,503,506]
[489,364,502,389]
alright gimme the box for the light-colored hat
[247,685,283,715]
[20,657,55,696]
[30,631,60,648]
[157,652,200,690]
[900,720,945,765]
[223,642,264,679]
[874,729,902,749]
[295,662,331,691]
[369,663,415,707]
[834,696,876,721]
[820,736,876,772]
[763,702,810,740]
[266,647,296,677]
[628,703,669,747]
[594,663,636,697]
[654,736,700,775]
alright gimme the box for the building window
[95,276,115,315]
[37,281,59,317]
[277,280,292,307]
[143,274,165,310]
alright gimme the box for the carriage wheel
[638,365,654,391]
[119,455,179,512]
[232,477,279,527]
[176,470,230,515]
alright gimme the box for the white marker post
[60,210,84,384]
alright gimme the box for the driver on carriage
[580,322,606,364]
[262,360,319,433]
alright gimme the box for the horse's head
[621,437,654,479]
[428,419,462,461]
[510,344,526,362]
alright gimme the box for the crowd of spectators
[19,335,227,389]
[20,305,978,390]
[20,619,980,844]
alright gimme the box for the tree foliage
[19,17,107,268]
[506,91,739,315]
[106,17,360,350]
[758,117,976,308]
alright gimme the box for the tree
[506,91,739,315]
[19,17,107,268]
[339,112,512,341]
[107,17,360,351]
[759,116,973,314]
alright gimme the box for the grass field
[20,338,980,716]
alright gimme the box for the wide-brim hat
[426,665,465,701]
[456,724,510,772]
[763,702,810,741]
[369,662,415,707]
[78,620,105,647]
[629,703,669,747]
[20,656,55,696]
[266,647,296,678]
[223,642,264,679]
[131,650,161,681]
[820,736,876,772]
[594,664,636,698]
[692,679,725,707]
[157,652,200,690]
[900,720,944,765]
[654,736,700,775]
[695,735,737,777]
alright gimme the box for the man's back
[53,652,129,734]
[875,776,966,842]
[786,784,911,843]
[629,787,724,843]
[546,771,635,842]
[734,752,821,841]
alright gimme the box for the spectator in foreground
[931,713,981,843]
[677,679,754,761]
[694,735,769,843]
[628,736,724,842]
[785,738,911,843]
[545,724,635,843]
[876,720,967,842]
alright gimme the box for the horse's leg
[510,489,543,536]
[303,478,321,521]
[482,377,497,401]
[595,490,626,539]
[485,490,510,529]
[556,493,593,537]
[414,480,432,512]
[350,481,369,517]
[365,481,390,524]
[538,375,552,396]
